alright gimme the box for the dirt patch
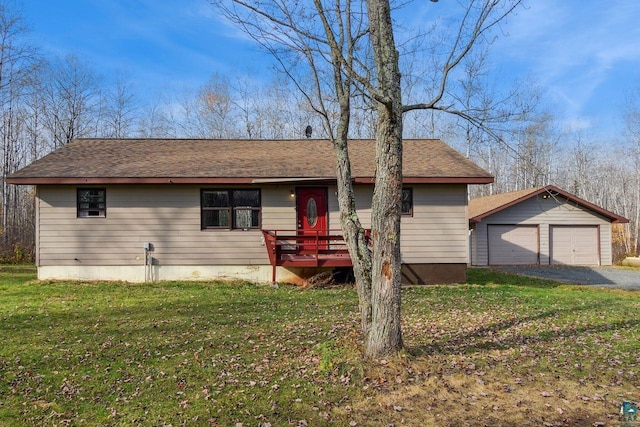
[304,268,355,288]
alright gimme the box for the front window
[201,189,261,230]
[401,188,413,216]
[77,188,106,218]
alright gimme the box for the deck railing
[262,229,367,282]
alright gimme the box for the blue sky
[24,0,640,141]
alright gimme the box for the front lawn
[0,265,638,426]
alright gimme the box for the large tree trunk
[365,0,404,358]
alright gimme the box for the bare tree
[0,0,40,254]
[509,115,558,190]
[351,0,524,356]
[179,73,236,138]
[136,91,181,138]
[621,90,640,256]
[230,74,324,139]
[41,54,102,149]
[102,72,140,138]
[212,0,524,357]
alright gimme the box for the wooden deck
[262,230,363,282]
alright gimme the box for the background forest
[1,2,638,263]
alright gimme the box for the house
[468,185,628,266]
[8,138,493,284]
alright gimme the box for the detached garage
[469,185,628,266]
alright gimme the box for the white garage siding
[550,225,600,265]
[472,195,612,266]
[488,225,539,265]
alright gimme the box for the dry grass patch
[348,357,632,426]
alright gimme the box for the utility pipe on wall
[143,242,151,282]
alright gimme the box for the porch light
[290,189,295,198]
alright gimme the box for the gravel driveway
[494,265,640,290]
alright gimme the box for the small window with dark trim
[401,188,413,216]
[201,189,261,230]
[78,188,106,218]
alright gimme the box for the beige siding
[326,185,373,229]
[472,195,612,266]
[332,184,467,263]
[35,187,41,265]
[401,185,468,264]
[37,183,470,269]
[37,185,295,267]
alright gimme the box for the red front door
[296,187,328,251]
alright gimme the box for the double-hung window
[401,188,413,216]
[77,188,106,218]
[201,189,261,230]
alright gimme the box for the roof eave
[398,176,494,184]
[8,176,495,185]
[6,177,258,185]
[543,185,629,223]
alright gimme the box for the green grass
[1,265,639,426]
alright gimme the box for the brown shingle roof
[469,187,543,219]
[8,138,493,185]
[469,185,628,224]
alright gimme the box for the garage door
[550,226,599,265]
[488,225,539,265]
